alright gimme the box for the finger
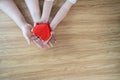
[46,44,50,48]
[50,32,57,43]
[34,23,37,27]
[49,36,57,45]
[46,42,51,48]
[31,28,33,33]
[43,40,49,45]
[32,41,42,48]
[51,35,57,43]
[23,34,31,45]
[26,37,31,45]
[47,41,53,47]
[31,35,38,40]
[27,24,33,28]
[32,38,43,48]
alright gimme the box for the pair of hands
[22,23,56,48]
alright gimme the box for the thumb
[23,34,31,45]
[26,37,31,45]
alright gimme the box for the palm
[22,24,56,48]
[22,24,44,48]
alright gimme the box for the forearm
[0,0,27,30]
[25,0,41,23]
[50,0,77,30]
[40,0,54,23]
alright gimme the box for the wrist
[15,16,28,30]
[45,0,54,2]
[33,18,41,24]
[39,18,49,23]
[50,24,55,31]
[20,23,32,32]
[68,0,77,4]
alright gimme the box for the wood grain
[0,0,120,80]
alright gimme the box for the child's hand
[42,31,56,48]
[22,23,44,48]
[22,24,32,44]
[46,31,57,48]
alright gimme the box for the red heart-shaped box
[32,23,51,41]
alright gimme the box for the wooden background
[0,0,120,80]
